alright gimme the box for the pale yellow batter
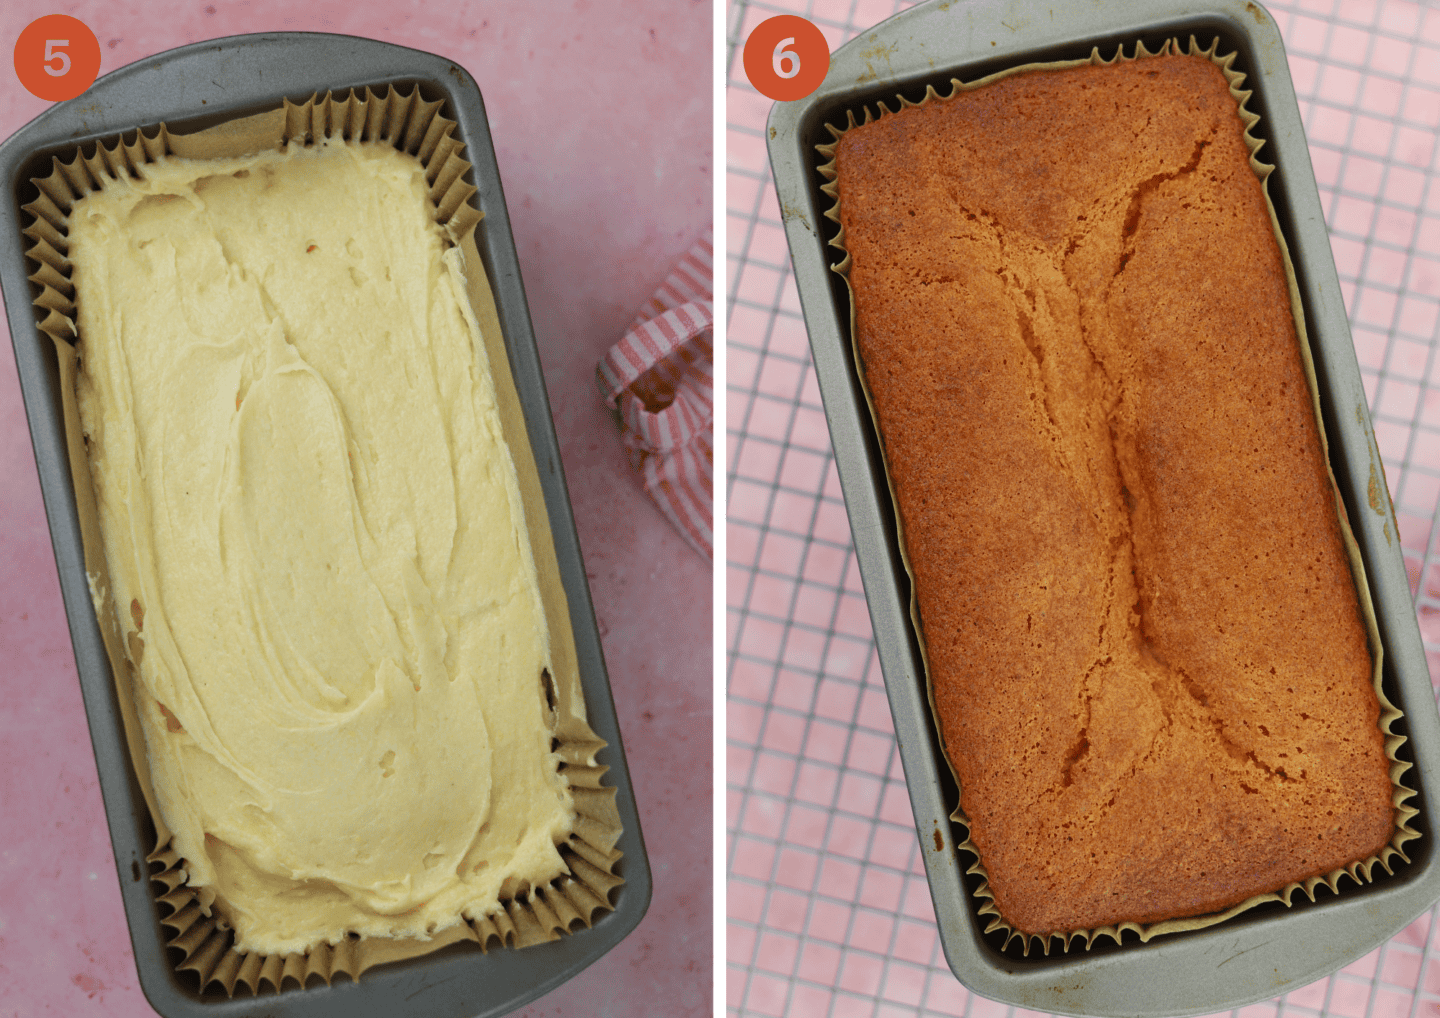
[70,139,574,955]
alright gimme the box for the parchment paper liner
[22,84,625,995]
[815,37,1420,957]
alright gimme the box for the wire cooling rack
[725,0,1440,1015]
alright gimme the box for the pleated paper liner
[21,84,625,996]
[814,36,1420,957]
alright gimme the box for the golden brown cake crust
[834,53,1393,935]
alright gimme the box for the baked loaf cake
[833,52,1394,935]
[69,138,574,955]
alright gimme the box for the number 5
[772,37,799,80]
[44,39,70,77]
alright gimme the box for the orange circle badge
[742,15,829,103]
[15,15,101,102]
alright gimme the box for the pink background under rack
[0,2,710,1016]
[727,0,1440,1016]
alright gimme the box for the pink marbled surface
[0,2,711,1016]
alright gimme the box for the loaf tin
[0,32,650,1018]
[765,0,1440,1013]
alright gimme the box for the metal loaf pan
[766,0,1439,1013]
[0,32,650,1018]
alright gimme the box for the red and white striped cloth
[597,229,713,559]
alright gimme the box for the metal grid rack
[725,0,1440,1015]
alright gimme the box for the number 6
[44,39,70,77]
[772,37,799,80]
